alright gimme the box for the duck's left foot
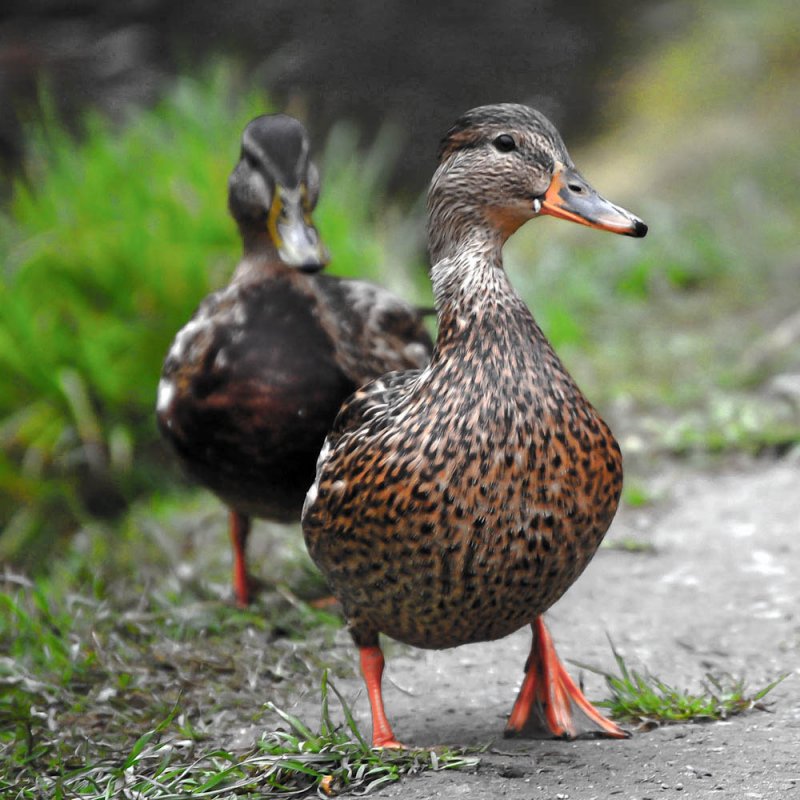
[504,616,629,740]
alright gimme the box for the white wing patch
[165,303,215,362]
[164,288,247,366]
[302,436,332,521]
[156,378,176,416]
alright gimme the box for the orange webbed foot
[372,735,405,749]
[504,616,629,740]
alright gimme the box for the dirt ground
[267,455,800,799]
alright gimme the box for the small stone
[499,765,526,779]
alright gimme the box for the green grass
[0,487,341,783]
[0,555,478,796]
[0,539,346,797]
[2,637,478,800]
[601,537,657,554]
[621,482,657,508]
[581,643,787,728]
[0,64,427,567]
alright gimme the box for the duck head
[428,103,646,261]
[228,114,329,271]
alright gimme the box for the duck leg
[504,616,629,740]
[229,510,252,607]
[359,645,403,748]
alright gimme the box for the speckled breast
[305,373,623,650]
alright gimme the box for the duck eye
[493,134,517,153]
[243,151,259,170]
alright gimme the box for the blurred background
[0,0,798,580]
[1,3,799,791]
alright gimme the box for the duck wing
[302,366,422,520]
[314,275,433,384]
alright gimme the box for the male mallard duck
[302,104,647,745]
[157,114,433,607]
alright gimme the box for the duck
[157,114,433,607]
[302,103,647,745]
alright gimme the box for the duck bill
[268,185,330,272]
[540,164,648,238]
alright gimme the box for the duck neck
[238,222,282,261]
[230,222,287,283]
[427,194,522,343]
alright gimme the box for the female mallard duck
[302,103,647,745]
[157,114,432,607]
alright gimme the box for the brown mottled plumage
[157,114,432,606]
[302,104,647,746]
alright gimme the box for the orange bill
[539,162,647,238]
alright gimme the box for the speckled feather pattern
[304,264,621,649]
[302,103,626,653]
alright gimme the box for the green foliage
[253,674,479,797]
[620,482,655,509]
[580,642,787,727]
[650,391,800,455]
[0,65,420,565]
[601,536,656,554]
